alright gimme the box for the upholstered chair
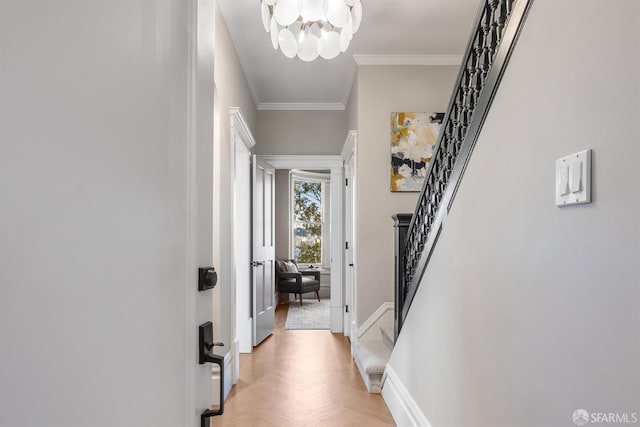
[275,259,320,305]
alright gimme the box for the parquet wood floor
[214,302,396,427]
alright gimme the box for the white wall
[0,1,214,425]
[256,110,347,155]
[355,65,458,325]
[387,1,640,426]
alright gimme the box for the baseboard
[330,305,343,333]
[382,365,432,427]
[350,320,357,357]
[232,338,239,384]
[212,351,233,406]
[355,302,393,339]
[223,351,232,399]
[343,312,352,338]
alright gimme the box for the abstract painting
[390,112,441,192]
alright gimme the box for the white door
[252,155,276,345]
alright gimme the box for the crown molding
[257,102,346,111]
[353,54,463,66]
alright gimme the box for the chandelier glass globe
[260,0,363,61]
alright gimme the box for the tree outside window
[292,179,323,264]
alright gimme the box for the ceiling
[217,0,482,110]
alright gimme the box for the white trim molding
[329,166,344,333]
[353,54,463,66]
[223,351,232,400]
[231,338,240,385]
[258,102,346,111]
[289,170,331,270]
[341,131,357,337]
[230,107,256,150]
[231,107,256,355]
[212,351,233,406]
[258,155,343,170]
[290,169,331,181]
[341,130,357,160]
[382,365,433,427]
[355,302,393,339]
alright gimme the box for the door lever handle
[204,342,224,351]
[251,261,265,267]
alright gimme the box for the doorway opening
[261,155,345,334]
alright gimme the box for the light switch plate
[556,149,591,207]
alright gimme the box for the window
[291,172,329,267]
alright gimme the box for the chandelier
[260,0,363,61]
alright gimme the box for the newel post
[392,213,413,342]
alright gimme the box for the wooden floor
[214,302,395,426]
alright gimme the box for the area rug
[285,299,330,330]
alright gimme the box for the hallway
[216,302,395,426]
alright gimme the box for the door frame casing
[341,131,357,337]
[258,154,344,333]
[230,107,256,367]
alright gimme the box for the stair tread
[351,303,394,393]
[354,339,391,374]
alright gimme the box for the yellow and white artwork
[390,112,441,192]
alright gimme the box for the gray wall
[388,1,640,426]
[214,5,258,353]
[346,72,358,132]
[215,6,257,134]
[355,65,458,325]
[274,169,290,260]
[255,110,347,155]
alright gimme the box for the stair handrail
[398,0,534,334]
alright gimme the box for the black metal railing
[395,0,534,338]
[392,213,413,342]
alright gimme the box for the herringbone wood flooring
[215,302,395,426]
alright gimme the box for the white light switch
[558,165,570,196]
[556,149,591,207]
[569,160,582,193]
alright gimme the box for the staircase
[351,303,394,393]
[351,0,534,402]
[394,0,533,339]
